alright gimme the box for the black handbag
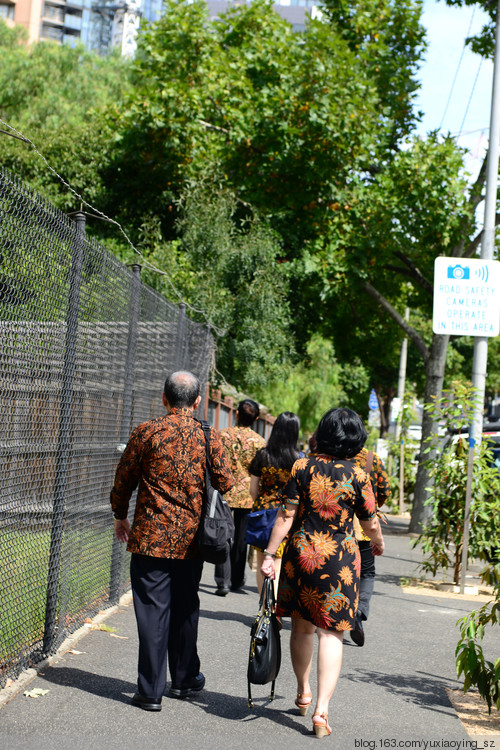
[245,506,279,548]
[197,420,235,565]
[247,576,281,708]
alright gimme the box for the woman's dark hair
[237,399,260,427]
[315,407,367,459]
[262,411,300,470]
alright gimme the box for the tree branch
[462,212,500,258]
[392,251,433,294]
[197,119,230,135]
[362,280,430,364]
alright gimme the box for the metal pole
[109,263,141,604]
[175,303,187,370]
[396,308,409,513]
[43,212,85,654]
[461,0,500,593]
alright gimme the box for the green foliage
[132,183,294,390]
[414,382,500,583]
[321,0,427,144]
[104,0,423,249]
[445,0,497,59]
[0,27,130,211]
[254,334,353,434]
[455,572,500,711]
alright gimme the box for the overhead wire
[0,116,227,337]
[438,7,476,131]
[458,58,483,137]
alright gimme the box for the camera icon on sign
[447,264,470,280]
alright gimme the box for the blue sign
[368,389,378,411]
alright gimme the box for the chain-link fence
[0,167,214,686]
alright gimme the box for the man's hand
[114,518,130,543]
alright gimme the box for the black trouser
[214,508,249,590]
[357,540,376,621]
[130,553,203,699]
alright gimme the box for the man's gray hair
[163,371,201,408]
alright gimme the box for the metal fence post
[43,212,86,654]
[175,303,186,369]
[109,263,141,604]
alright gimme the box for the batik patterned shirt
[218,425,266,509]
[110,408,234,559]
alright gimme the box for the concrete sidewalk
[0,517,495,750]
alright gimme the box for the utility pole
[396,308,409,513]
[460,0,500,593]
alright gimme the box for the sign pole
[461,0,500,593]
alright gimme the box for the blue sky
[415,0,493,173]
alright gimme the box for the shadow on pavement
[191,689,312,735]
[344,668,457,716]
[37,666,135,705]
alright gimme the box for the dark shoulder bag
[197,420,235,565]
[247,576,281,708]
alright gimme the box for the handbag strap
[199,420,212,469]
[262,576,276,611]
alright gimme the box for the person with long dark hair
[261,407,384,738]
[249,411,301,594]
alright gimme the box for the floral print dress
[276,454,376,631]
[249,449,294,558]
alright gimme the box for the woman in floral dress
[261,408,385,738]
[249,411,300,594]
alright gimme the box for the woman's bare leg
[290,616,315,698]
[314,628,344,720]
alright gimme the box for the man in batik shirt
[214,399,266,595]
[111,371,234,711]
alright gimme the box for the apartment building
[2,0,318,54]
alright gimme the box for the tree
[306,133,485,529]
[0,24,130,211]
[101,0,422,249]
[254,334,366,434]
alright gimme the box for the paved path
[0,517,495,750]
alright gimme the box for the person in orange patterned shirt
[214,400,266,596]
[111,371,234,712]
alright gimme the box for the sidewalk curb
[0,590,132,710]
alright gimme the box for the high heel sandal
[312,712,332,738]
[295,691,313,716]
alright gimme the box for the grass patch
[0,522,124,672]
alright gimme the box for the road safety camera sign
[432,257,500,337]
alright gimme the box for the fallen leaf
[24,688,49,698]
[93,624,116,633]
[5,678,14,688]
[84,618,93,624]
[109,634,128,639]
[68,649,85,655]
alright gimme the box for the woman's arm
[249,474,260,504]
[359,516,385,556]
[260,503,297,579]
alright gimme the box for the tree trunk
[409,332,450,534]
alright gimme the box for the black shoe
[169,672,206,699]
[131,693,162,711]
[350,616,365,647]
[230,580,246,592]
[215,587,230,596]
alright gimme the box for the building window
[40,23,64,41]
[43,4,65,23]
[0,3,15,19]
